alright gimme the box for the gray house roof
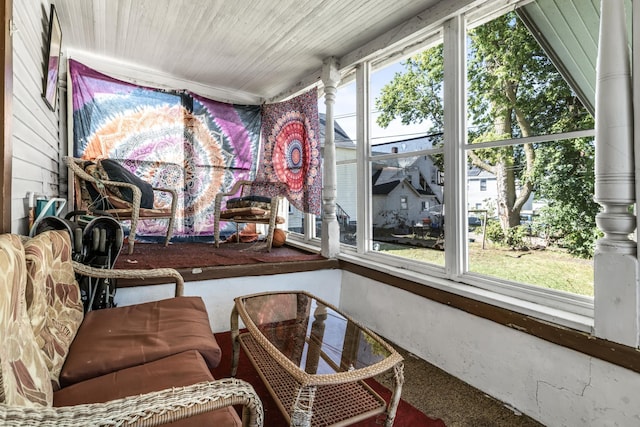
[372,180,401,195]
[468,167,495,179]
[319,113,353,146]
[372,169,436,198]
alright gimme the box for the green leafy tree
[376,12,597,256]
[534,136,600,258]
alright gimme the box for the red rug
[114,241,325,270]
[211,331,446,427]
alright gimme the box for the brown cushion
[54,350,241,427]
[60,296,222,387]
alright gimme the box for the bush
[485,220,504,244]
[485,221,528,249]
[504,225,528,249]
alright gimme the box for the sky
[319,62,432,146]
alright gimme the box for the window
[294,0,601,323]
[464,9,595,299]
[400,196,408,210]
[367,36,445,266]
[293,78,358,245]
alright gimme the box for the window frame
[288,0,598,330]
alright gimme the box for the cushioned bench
[60,296,222,387]
[0,231,263,426]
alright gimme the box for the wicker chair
[0,231,264,427]
[214,180,284,252]
[64,156,177,255]
[0,379,264,426]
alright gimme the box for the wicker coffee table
[231,291,404,427]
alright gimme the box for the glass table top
[237,291,395,375]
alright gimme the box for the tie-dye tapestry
[255,88,322,215]
[70,59,261,241]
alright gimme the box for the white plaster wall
[115,269,343,333]
[116,267,640,426]
[339,270,640,427]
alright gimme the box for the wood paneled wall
[11,0,63,234]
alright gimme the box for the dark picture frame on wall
[43,4,62,111]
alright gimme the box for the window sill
[337,251,594,334]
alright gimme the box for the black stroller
[31,211,124,312]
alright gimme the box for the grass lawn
[377,239,594,296]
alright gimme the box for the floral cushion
[24,231,84,390]
[0,234,53,406]
[218,206,268,219]
[225,195,272,210]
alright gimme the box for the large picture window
[368,39,445,267]
[289,0,603,323]
[463,10,596,299]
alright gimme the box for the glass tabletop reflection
[238,292,393,375]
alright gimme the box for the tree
[375,12,595,240]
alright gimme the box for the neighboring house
[467,167,536,220]
[371,136,443,230]
[467,167,497,211]
[372,166,441,229]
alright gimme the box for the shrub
[485,220,505,244]
[485,221,529,249]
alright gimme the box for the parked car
[468,216,482,227]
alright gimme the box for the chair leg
[128,218,138,255]
[128,235,135,255]
[164,215,176,247]
[214,215,220,248]
[265,198,279,252]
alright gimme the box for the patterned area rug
[211,331,447,427]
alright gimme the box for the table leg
[291,384,317,427]
[385,362,405,427]
[230,305,240,377]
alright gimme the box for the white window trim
[338,250,594,333]
[290,0,604,333]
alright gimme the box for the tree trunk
[470,83,536,232]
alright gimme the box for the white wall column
[593,0,639,347]
[442,15,467,277]
[321,57,341,258]
[355,63,371,254]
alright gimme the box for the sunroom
[2,0,640,426]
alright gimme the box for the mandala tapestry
[255,88,322,215]
[70,60,261,240]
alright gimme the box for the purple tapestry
[255,88,322,215]
[70,60,262,240]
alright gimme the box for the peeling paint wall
[339,271,640,427]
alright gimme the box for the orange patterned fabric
[24,231,84,390]
[0,234,53,406]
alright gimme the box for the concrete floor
[375,345,544,427]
